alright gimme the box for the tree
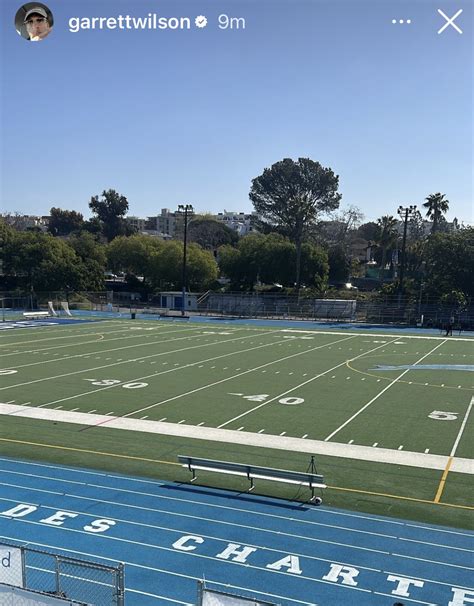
[68,232,106,290]
[218,233,328,290]
[5,232,83,291]
[107,234,163,285]
[423,228,473,299]
[187,217,239,250]
[323,205,364,245]
[299,242,329,290]
[407,210,426,243]
[259,234,296,286]
[328,245,351,281]
[48,207,84,236]
[218,235,263,290]
[423,193,449,234]
[374,216,398,279]
[148,240,218,290]
[185,243,219,289]
[89,189,134,241]
[356,221,379,242]
[249,158,341,290]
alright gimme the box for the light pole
[177,204,194,316]
[397,205,417,302]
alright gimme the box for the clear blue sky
[1,0,472,223]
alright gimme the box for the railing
[0,541,124,606]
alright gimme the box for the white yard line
[0,323,165,348]
[0,325,205,359]
[0,330,282,392]
[117,335,357,420]
[32,333,331,409]
[281,329,473,342]
[324,339,448,442]
[450,396,474,457]
[0,402,472,474]
[217,339,398,429]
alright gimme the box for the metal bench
[178,455,326,503]
[23,311,50,319]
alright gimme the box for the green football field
[0,318,473,528]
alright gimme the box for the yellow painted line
[434,456,454,503]
[0,438,180,466]
[0,438,472,510]
[345,360,473,392]
[328,483,474,510]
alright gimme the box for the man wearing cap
[23,6,52,41]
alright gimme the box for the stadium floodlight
[176,204,194,316]
[397,204,417,302]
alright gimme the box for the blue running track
[0,458,472,605]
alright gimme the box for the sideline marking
[325,340,448,441]
[434,396,474,503]
[0,437,180,466]
[0,438,472,513]
[1,404,472,474]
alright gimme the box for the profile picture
[15,2,53,41]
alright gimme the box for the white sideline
[0,403,471,475]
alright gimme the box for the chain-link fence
[0,584,87,605]
[1,289,473,329]
[0,541,124,606]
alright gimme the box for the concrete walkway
[1,403,472,474]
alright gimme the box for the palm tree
[375,215,398,279]
[423,193,449,234]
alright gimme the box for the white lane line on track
[0,535,326,606]
[0,473,399,542]
[324,339,448,441]
[3,456,473,536]
[391,552,473,571]
[0,495,384,570]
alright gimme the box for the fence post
[117,562,126,606]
